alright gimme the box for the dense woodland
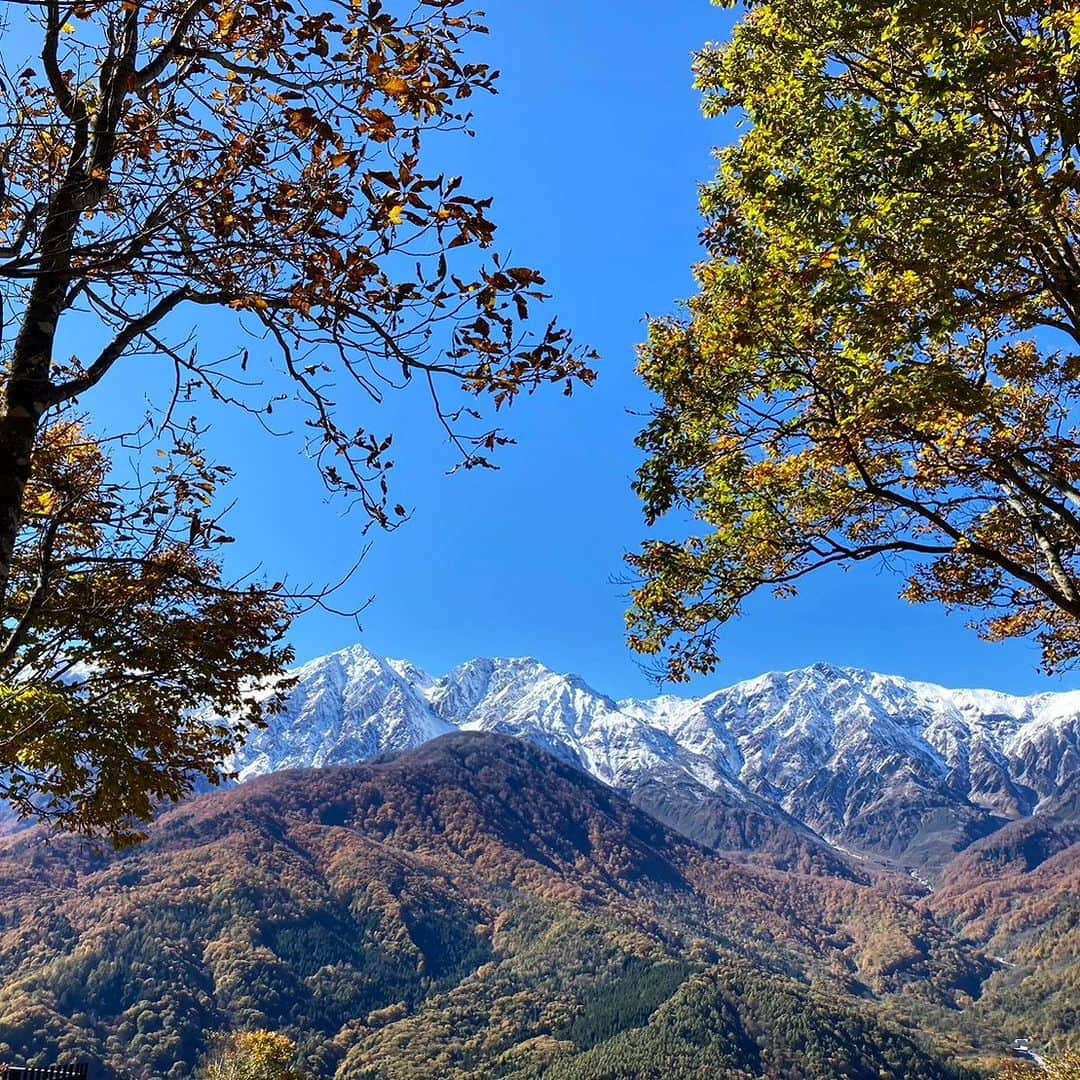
[924,784,1080,1054]
[0,734,1071,1079]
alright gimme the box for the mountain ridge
[231,645,1080,878]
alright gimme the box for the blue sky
[36,1,1074,697]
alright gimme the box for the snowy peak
[386,657,436,692]
[421,656,676,788]
[232,646,1080,875]
[427,656,552,725]
[234,644,452,780]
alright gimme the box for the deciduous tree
[0,0,592,834]
[1,413,293,844]
[0,0,594,612]
[201,1030,309,1080]
[628,0,1080,679]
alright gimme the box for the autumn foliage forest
[1,734,1072,1078]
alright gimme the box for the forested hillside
[925,783,1080,1055]
[0,733,1067,1079]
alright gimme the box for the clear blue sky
[52,1,1074,697]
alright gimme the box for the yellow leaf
[388,205,404,226]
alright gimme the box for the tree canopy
[201,1030,309,1080]
[628,0,1080,680]
[0,0,593,835]
[999,1051,1080,1079]
[0,0,593,591]
[1,415,293,844]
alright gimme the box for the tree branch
[47,287,224,406]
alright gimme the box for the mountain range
[0,645,1077,1077]
[233,644,1080,878]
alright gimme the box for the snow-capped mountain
[232,645,1080,876]
[235,645,453,780]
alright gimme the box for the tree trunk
[0,323,56,614]
[0,413,40,617]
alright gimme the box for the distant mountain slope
[235,646,454,776]
[232,645,1080,875]
[0,734,984,1080]
[927,778,1080,1054]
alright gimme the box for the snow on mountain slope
[423,656,737,795]
[232,645,1080,872]
[234,644,453,780]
